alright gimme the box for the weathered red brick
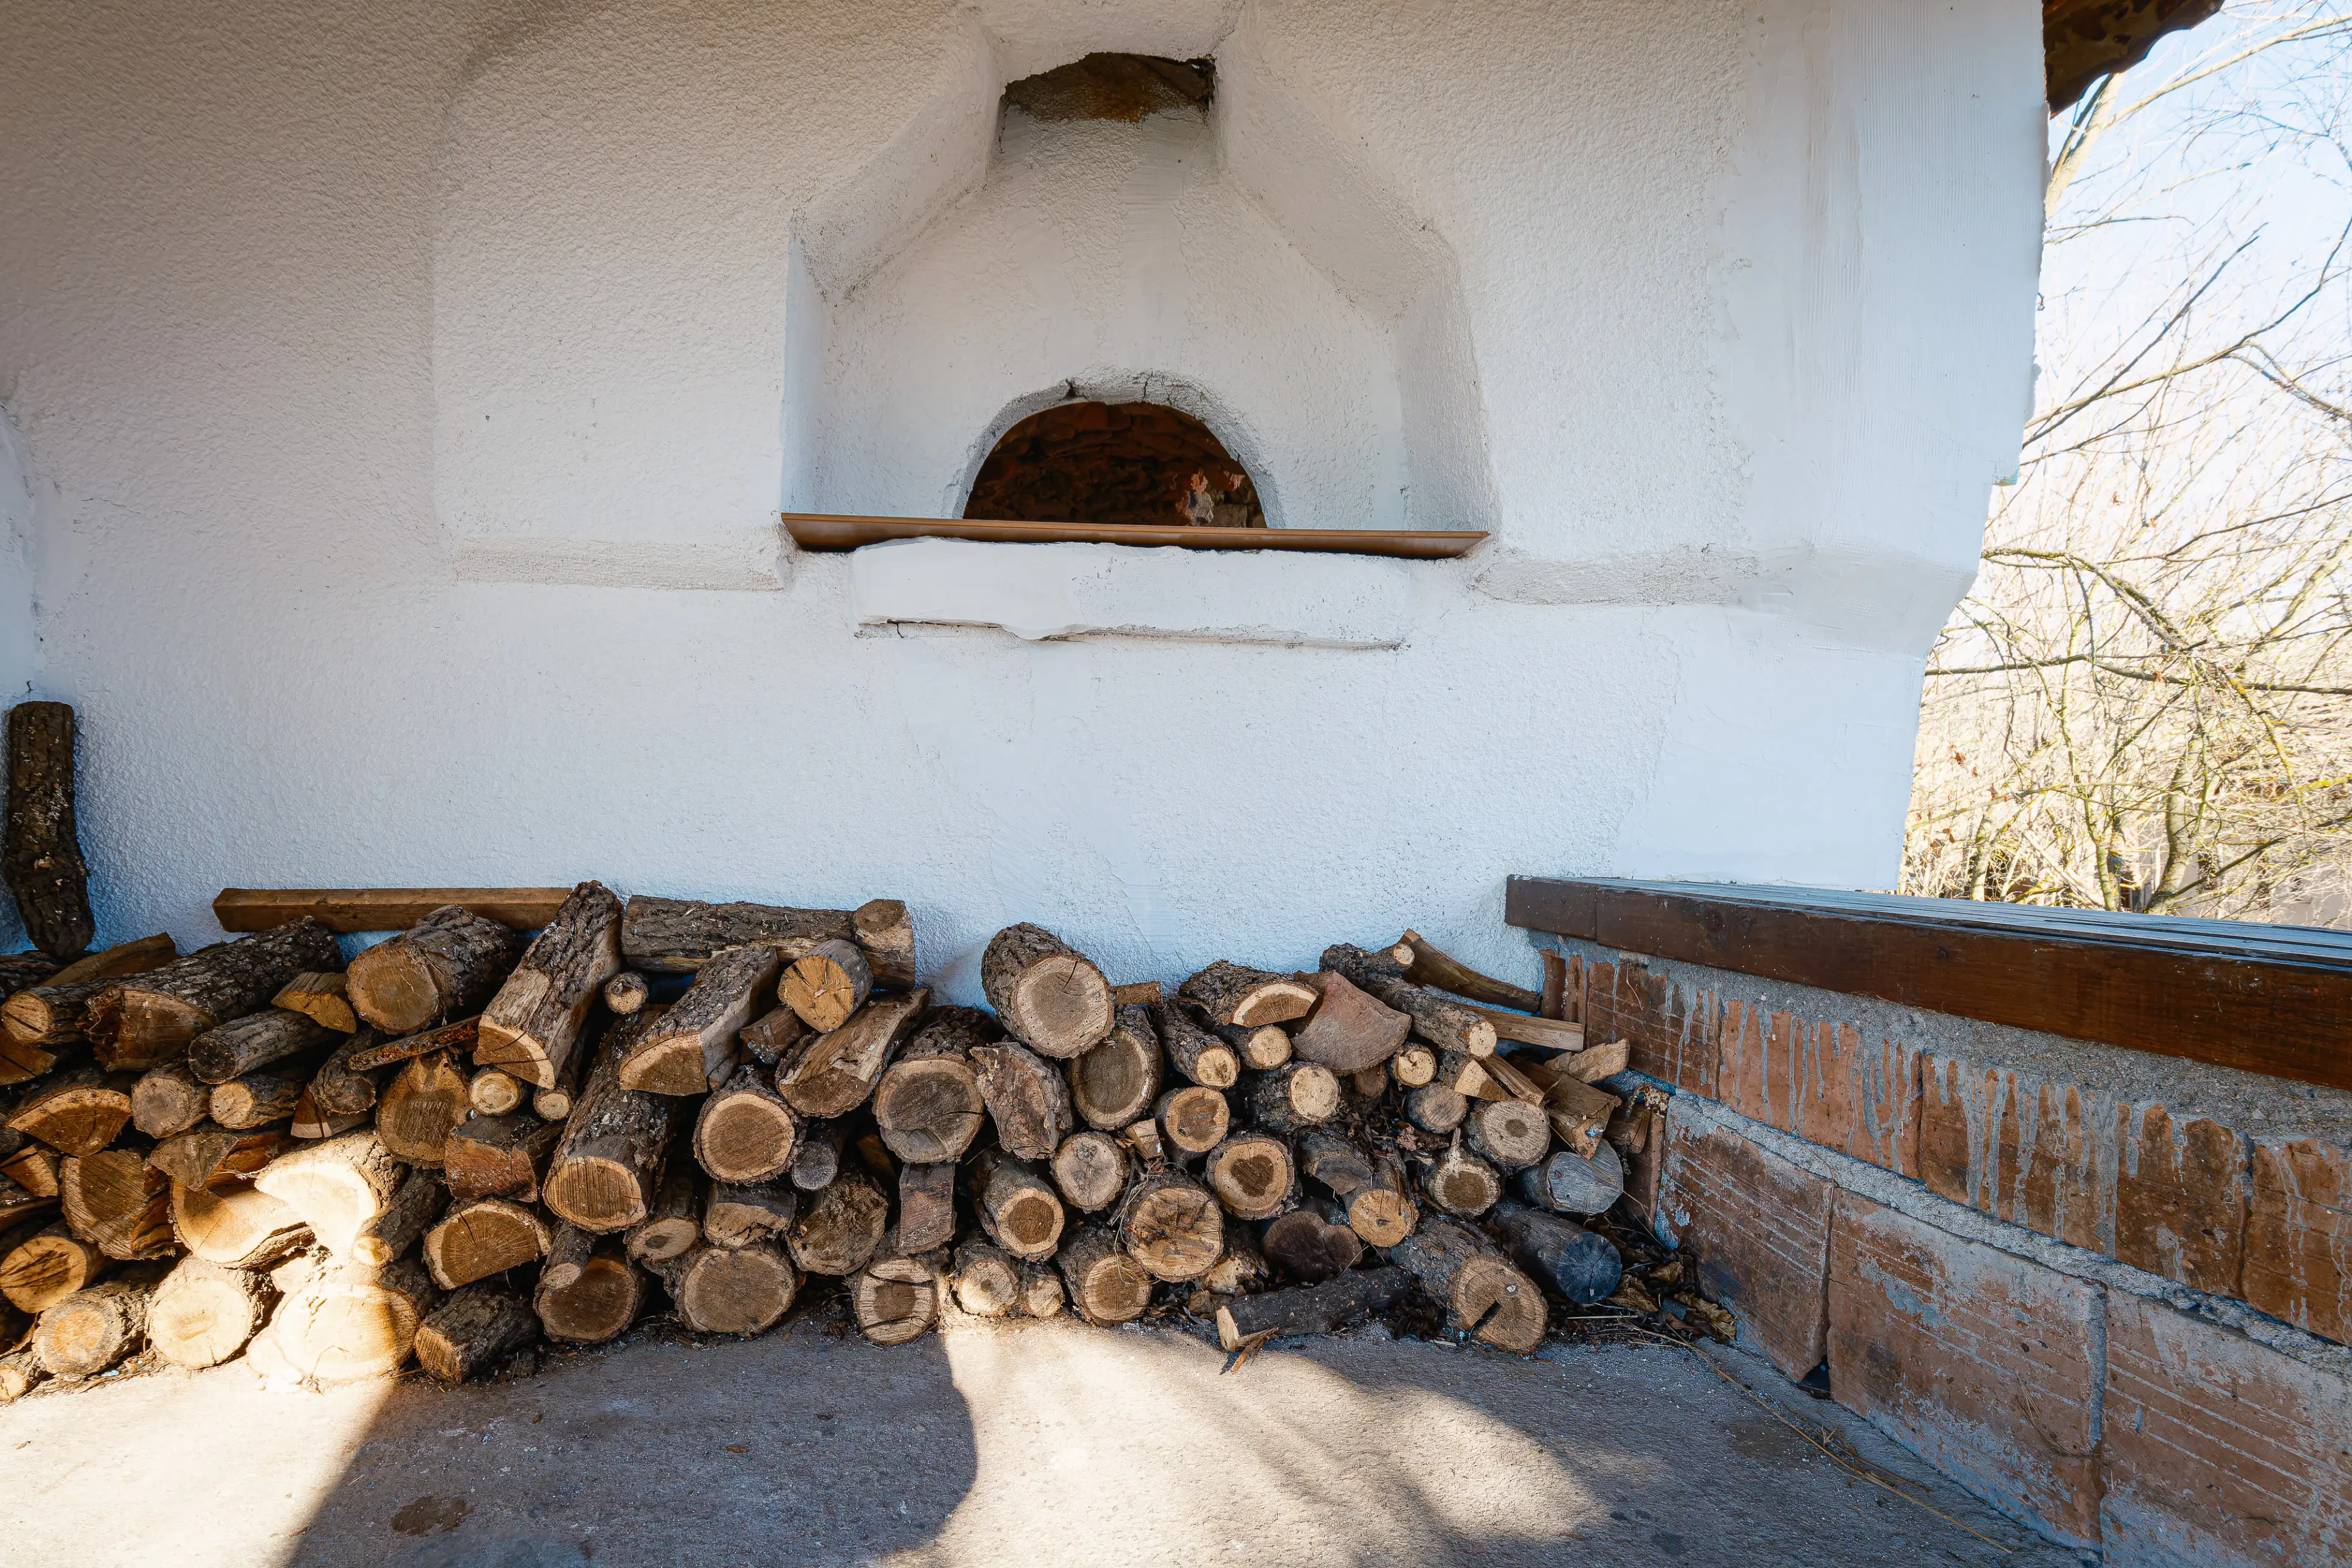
[1918,1058,2245,1292]
[1714,1000,1923,1177]
[1656,1117,1829,1378]
[1826,1191,2105,1546]
[1581,956,1715,1095]
[2242,1138,2352,1346]
[2100,1291,2352,1567]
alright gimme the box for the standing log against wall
[2,701,92,960]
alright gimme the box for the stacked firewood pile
[0,882,1679,1395]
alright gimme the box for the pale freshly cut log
[969,1038,1075,1161]
[672,1241,797,1335]
[4,934,177,1047]
[1057,1223,1151,1325]
[1155,1085,1228,1158]
[1199,1218,1268,1295]
[1202,1133,1294,1221]
[1478,1053,1550,1106]
[209,1072,304,1131]
[1,1222,104,1312]
[468,1069,526,1117]
[1289,971,1409,1074]
[787,1117,848,1192]
[86,919,340,1072]
[1242,1061,1341,1135]
[1466,1098,1553,1169]
[543,1010,679,1234]
[2,701,92,960]
[441,1113,562,1205]
[693,1066,800,1183]
[535,1226,643,1344]
[1177,962,1316,1027]
[375,1050,470,1165]
[252,1129,403,1256]
[475,880,622,1090]
[981,924,1112,1058]
[1390,1214,1547,1352]
[952,1242,1019,1317]
[148,1256,273,1368]
[1518,1142,1626,1216]
[735,1004,808,1069]
[703,1180,799,1250]
[1150,1001,1238,1088]
[272,971,358,1033]
[268,1256,440,1382]
[1016,1261,1065,1317]
[351,1167,448,1269]
[1068,1006,1159,1130]
[852,899,918,989]
[130,1063,211,1140]
[0,1345,44,1401]
[1115,1169,1224,1281]
[786,1168,887,1276]
[344,1017,478,1073]
[1392,1043,1438,1088]
[172,1180,310,1268]
[1050,1130,1129,1213]
[774,989,927,1118]
[624,1163,703,1268]
[1424,1136,1504,1218]
[972,1150,1064,1261]
[780,938,872,1033]
[1218,1021,1292,1071]
[10,1068,134,1156]
[1216,1267,1409,1351]
[34,1274,157,1378]
[872,1010,987,1164]
[1261,1207,1361,1283]
[1562,1038,1630,1082]
[601,971,649,1016]
[895,1161,956,1254]
[1460,1005,1585,1053]
[62,1148,173,1259]
[416,1283,538,1382]
[1389,930,1544,1012]
[1491,1203,1623,1304]
[149,1124,284,1188]
[187,1008,334,1086]
[345,905,520,1035]
[620,943,777,1095]
[1322,944,1498,1058]
[851,1261,938,1344]
[423,1197,551,1289]
[619,895,858,974]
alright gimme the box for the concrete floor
[1,1316,2081,1567]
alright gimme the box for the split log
[0,1344,44,1401]
[1390,1213,1548,1352]
[1564,1038,1630,1082]
[735,1003,808,1069]
[130,1063,212,1140]
[1289,971,1409,1074]
[980,924,1112,1058]
[1466,1098,1553,1169]
[1116,1168,1224,1281]
[1049,1130,1129,1213]
[600,971,649,1016]
[441,1115,559,1206]
[1508,1054,1619,1156]
[423,1197,550,1289]
[468,1069,526,1117]
[1438,1050,1507,1102]
[952,1242,1019,1317]
[1392,1043,1439,1088]
[148,1256,273,1368]
[1242,1061,1340,1136]
[10,1068,134,1156]
[624,1163,702,1268]
[895,1161,956,1254]
[1068,1005,1161,1131]
[351,1167,448,1268]
[0,1027,67,1085]
[871,1008,987,1163]
[853,898,918,989]
[972,1151,1064,1261]
[535,1225,643,1343]
[543,1011,679,1234]
[35,1273,160,1378]
[1322,944,1497,1058]
[1491,1203,1623,1304]
[619,895,858,973]
[1261,1206,1361,1283]
[375,1051,471,1165]
[703,1180,799,1250]
[209,1072,304,1131]
[272,971,358,1033]
[252,1130,404,1256]
[475,880,623,1090]
[40,933,176,987]
[1216,1266,1409,1351]
[342,1017,478,1073]
[852,1252,941,1344]
[1155,1085,1229,1158]
[620,943,777,1095]
[1178,962,1317,1027]
[1124,1118,1164,1163]
[1479,1052,1550,1106]
[1389,930,1544,1012]
[0,1221,104,1312]
[345,905,520,1035]
[1016,1261,1065,1317]
[2,700,92,960]
[415,1283,538,1382]
[786,1168,888,1276]
[1150,1000,1238,1088]
[1518,1142,1626,1216]
[1423,1136,1504,1218]
[779,938,872,1033]
[268,1256,440,1382]
[86,920,341,1072]
[671,1241,797,1335]
[288,1090,368,1140]
[774,988,927,1118]
[1218,1021,1292,1071]
[149,1124,284,1188]
[787,1117,848,1193]
[694,1066,801,1183]
[1201,1133,1294,1221]
[62,1148,173,1259]
[1199,1217,1269,1295]
[1057,1223,1152,1325]
[187,1008,335,1085]
[969,1037,1075,1161]
[1297,1131,1417,1246]
[0,1142,56,1197]
[171,1180,310,1269]
[1461,1005,1585,1053]
[3,935,178,1047]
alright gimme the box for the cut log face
[787,1118,848,1193]
[1115,1169,1224,1281]
[693,1067,801,1184]
[1068,1006,1160,1131]
[269,1256,440,1382]
[625,1163,703,1267]
[1150,1001,1238,1088]
[34,1275,156,1378]
[251,1130,404,1256]
[543,1009,678,1235]
[209,1072,304,1131]
[621,943,778,1095]
[780,938,872,1033]
[1220,1023,1293,1071]
[1289,971,1410,1075]
[535,1226,643,1344]
[476,881,624,1090]
[735,1005,809,1069]
[1491,1202,1624,1305]
[86,919,341,1072]
[1177,962,1317,1028]
[1242,1061,1340,1137]
[1389,1213,1547,1353]
[1057,1223,1152,1325]
[289,1089,367,1142]
[1392,1044,1438,1088]
[852,899,918,989]
[468,1070,526,1117]
[0,1346,46,1402]
[416,1283,538,1382]
[1049,1131,1129,1213]
[375,1051,471,1166]
[787,1169,888,1276]
[973,1152,1065,1261]
[894,1162,956,1254]
[0,1143,57,1198]
[703,1180,799,1250]
[272,971,358,1034]
[1261,1208,1362,1284]
[149,1256,273,1369]
[4,937,178,1049]
[774,989,928,1119]
[980,924,1112,1059]
[969,1039,1076,1162]
[619,896,859,974]
[11,1069,135,1157]
[62,1149,174,1259]
[345,905,520,1036]
[171,1180,311,1270]
[187,1009,335,1087]
[131,1063,212,1142]
[1,1222,104,1312]
[1201,1133,1294,1221]
[1016,1261,1065,1318]
[423,1197,552,1289]
[1405,1083,1468,1134]
[872,1035,984,1165]
[149,1124,285,1189]
[1218,1267,1409,1351]
[1518,1142,1625,1216]
[3,700,93,960]
[1155,1086,1229,1157]
[601,971,649,1017]
[1424,1136,1504,1219]
[952,1242,1019,1317]
[1466,1098,1553,1170]
[674,1242,797,1335]
[443,1115,563,1205]
[851,1265,938,1345]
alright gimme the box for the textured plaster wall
[0,0,2043,997]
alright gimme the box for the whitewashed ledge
[451,530,789,590]
[847,537,1414,649]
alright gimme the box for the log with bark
[786,1168,888,1276]
[1201,1132,1294,1221]
[1217,1021,1292,1071]
[1461,1005,1585,1053]
[0,1221,104,1313]
[1507,1053,1619,1156]
[467,1069,526,1117]
[440,1114,560,1207]
[475,880,623,1089]
[3,700,92,960]
[1391,1042,1438,1087]
[787,1117,849,1193]
[619,895,858,973]
[1260,1206,1363,1283]
[951,1241,1020,1317]
[186,1008,336,1086]
[62,1148,174,1259]
[415,1282,538,1382]
[968,1037,1074,1162]
[1242,1061,1340,1136]
[350,1167,447,1269]
[251,1129,404,1256]
[774,989,927,1118]
[11,1067,135,1156]
[34,1272,162,1378]
[971,1150,1065,1261]
[620,943,777,1095]
[1216,1266,1409,1351]
[0,952,57,998]
[342,1017,479,1073]
[3,935,178,1047]
[1490,1203,1623,1305]
[1517,1142,1626,1216]
[1056,1223,1152,1325]
[265,1256,440,1382]
[872,1008,989,1163]
[1465,1097,1553,1169]
[130,1063,213,1142]
[601,971,649,1017]
[624,1163,703,1269]
[703,1180,799,1250]
[1288,971,1409,1074]
[86,920,341,1072]
[171,1180,311,1269]
[1016,1261,1065,1318]
[209,1072,305,1131]
[1115,1168,1224,1281]
[851,899,918,989]
[1388,930,1544,1013]
[1049,1129,1129,1213]
[1155,1085,1229,1158]
[344,905,521,1035]
[734,1003,807,1069]
[1321,944,1498,1058]
[851,1250,941,1344]
[692,1066,799,1185]
[423,1197,551,1289]
[1150,1000,1238,1088]
[535,1225,644,1344]
[149,1124,284,1188]
[1389,1214,1548,1352]
[272,971,358,1034]
[894,1161,956,1254]
[1422,1135,1504,1218]
[668,1241,797,1335]
[981,924,1112,1058]
[148,1255,274,1368]
[1199,1216,1269,1295]
[0,1344,43,1401]
[543,1011,679,1235]
[779,938,871,1033]
[1296,1131,1417,1246]
[374,1050,471,1166]
[1177,962,1317,1027]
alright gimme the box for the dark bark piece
[209,1072,304,1131]
[309,1031,394,1117]
[86,921,341,1072]
[1243,1061,1340,1136]
[265,1256,440,1382]
[34,1273,159,1378]
[1200,1216,1268,1295]
[1155,1085,1228,1158]
[1216,1266,1409,1350]
[544,1011,679,1235]
[1219,1022,1292,1071]
[468,1069,526,1117]
[972,1150,1065,1261]
[1466,1098,1553,1170]
[695,1066,801,1183]
[1517,1142,1626,1216]
[981,924,1112,1058]
[1202,1133,1294,1221]
[343,1017,480,1073]
[895,1161,956,1253]
[476,881,623,1090]
[621,943,777,1095]
[61,1149,173,1259]
[0,1221,104,1313]
[1392,1042,1439,1088]
[1115,1168,1224,1281]
[252,1130,404,1256]
[423,1197,551,1289]
[1323,943,1498,1057]
[1150,1000,1238,1088]
[1177,962,1316,1027]
[11,1068,134,1156]
[149,1123,284,1188]
[1389,929,1544,1012]
[272,971,358,1033]
[130,1063,211,1140]
[149,1255,273,1368]
[1389,1213,1548,1352]
[345,905,521,1035]
[352,1167,448,1270]
[3,701,92,960]
[1050,1130,1129,1213]
[443,1114,564,1205]
[786,1168,888,1276]
[952,1242,1019,1317]
[171,1180,310,1269]
[1068,1006,1160,1130]
[703,1179,799,1249]
[969,1038,1075,1161]
[535,1225,644,1343]
[672,1241,797,1335]
[601,971,649,1016]
[0,952,57,998]
[1057,1223,1151,1324]
[619,896,859,973]
[415,1282,538,1382]
[787,1117,848,1192]
[375,1050,471,1166]
[4,935,177,1046]
[780,938,872,1033]
[624,1162,703,1268]
[852,899,918,989]
[1289,971,1410,1074]
[1016,1261,1065,1318]
[1261,1207,1362,1283]
[186,1008,335,1086]
[774,989,928,1118]
[851,1262,938,1344]
[1424,1136,1504,1218]
[735,1004,808,1069]
[1491,1202,1624,1304]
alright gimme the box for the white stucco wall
[0,0,2042,994]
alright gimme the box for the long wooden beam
[214,888,574,933]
